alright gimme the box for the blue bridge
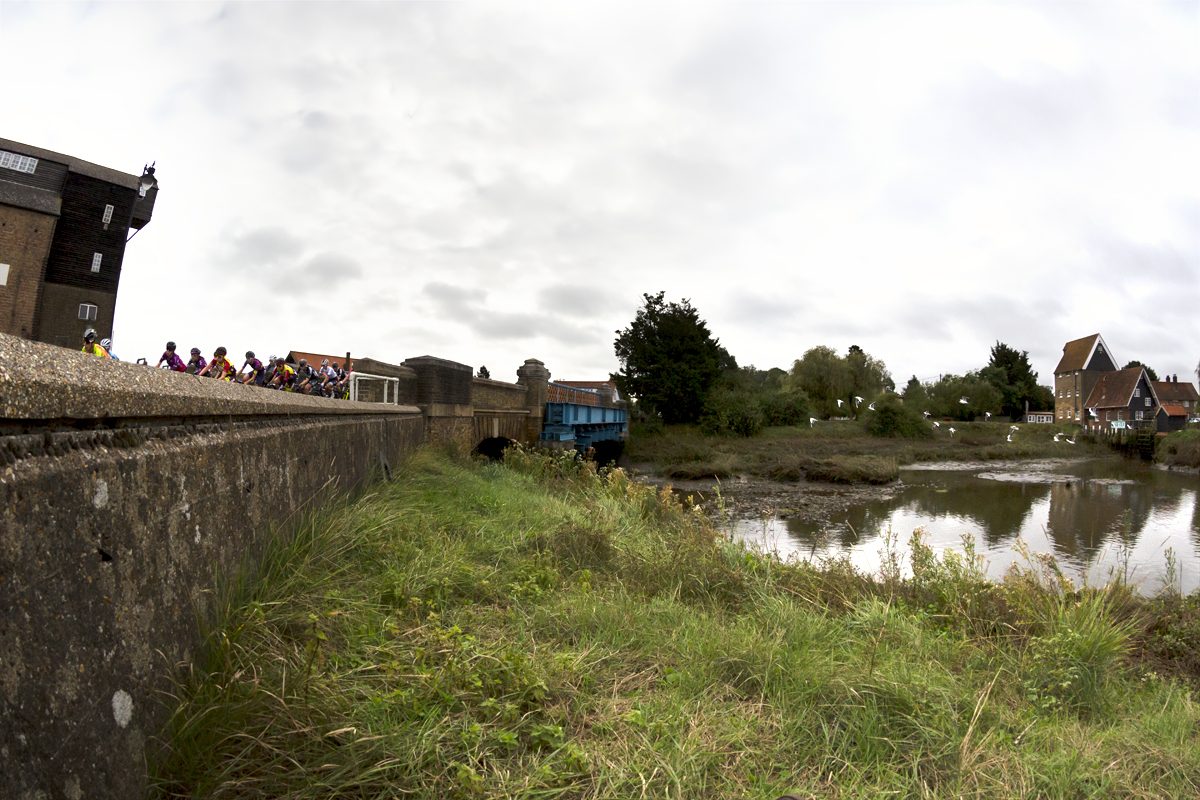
[540,383,628,452]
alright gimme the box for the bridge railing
[348,372,402,404]
[547,382,602,406]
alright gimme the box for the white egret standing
[809,418,817,428]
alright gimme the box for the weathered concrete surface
[0,335,425,799]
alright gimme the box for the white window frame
[91,252,102,273]
[0,263,8,287]
[102,204,114,224]
[1134,388,1140,397]
[0,150,37,174]
[1136,410,1144,421]
[78,303,98,321]
[1145,397,1151,407]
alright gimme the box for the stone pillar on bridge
[516,358,551,445]
[403,355,475,452]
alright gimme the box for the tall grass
[151,449,1200,799]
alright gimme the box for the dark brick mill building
[0,138,157,348]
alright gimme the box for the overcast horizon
[3,2,1197,388]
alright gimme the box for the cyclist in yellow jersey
[80,328,111,358]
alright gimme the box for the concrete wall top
[352,357,418,381]
[0,333,420,422]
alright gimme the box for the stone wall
[0,335,424,799]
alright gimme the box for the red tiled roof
[1084,368,1145,408]
[1152,381,1199,404]
[1054,334,1101,374]
[1160,403,1189,417]
[287,350,349,369]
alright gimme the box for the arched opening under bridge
[473,436,518,461]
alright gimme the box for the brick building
[0,138,157,348]
[1053,333,1117,424]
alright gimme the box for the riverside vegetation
[151,448,1200,798]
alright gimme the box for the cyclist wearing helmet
[269,357,296,390]
[294,358,318,394]
[199,346,234,380]
[238,351,265,385]
[100,338,119,361]
[186,347,207,375]
[317,358,337,396]
[80,328,111,358]
[157,341,187,371]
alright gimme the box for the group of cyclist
[154,340,354,397]
[78,328,354,398]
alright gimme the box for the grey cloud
[536,284,621,317]
[298,252,363,283]
[723,292,801,325]
[218,227,363,296]
[422,282,488,310]
[227,226,304,267]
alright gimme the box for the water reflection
[729,460,1200,595]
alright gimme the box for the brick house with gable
[1053,333,1117,425]
[1152,376,1200,432]
[1082,367,1158,432]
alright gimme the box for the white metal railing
[347,372,402,405]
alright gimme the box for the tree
[476,365,490,379]
[612,292,726,425]
[983,341,1044,418]
[902,376,926,407]
[1123,360,1159,381]
[787,346,851,419]
[844,346,893,416]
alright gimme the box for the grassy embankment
[151,448,1200,798]
[1157,429,1200,470]
[629,420,1112,484]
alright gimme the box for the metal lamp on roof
[138,162,157,197]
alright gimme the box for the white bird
[809,417,817,428]
[985,412,992,419]
[1053,433,1061,442]
[837,399,844,407]
[959,397,969,405]
[1088,409,1098,419]
[1067,436,1077,445]
[868,402,876,411]
[923,411,931,418]
[1006,433,1013,442]
[932,421,940,428]
[1010,425,1020,432]
[854,396,864,406]
[949,427,956,436]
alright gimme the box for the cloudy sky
[3,1,1197,386]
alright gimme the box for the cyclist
[100,338,120,361]
[269,358,296,390]
[199,346,235,380]
[294,359,318,394]
[80,328,111,358]
[157,342,187,371]
[238,351,266,385]
[317,359,337,396]
[186,347,207,375]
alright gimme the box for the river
[727,459,1200,595]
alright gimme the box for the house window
[1134,388,1140,397]
[1098,344,1104,353]
[1136,411,1144,421]
[1068,409,1073,419]
[1106,410,1112,421]
[102,204,114,224]
[1067,390,1072,398]
[78,304,98,321]
[0,263,8,286]
[1118,411,1124,420]
[0,150,37,174]
[91,253,102,273]
[1058,409,1063,419]
[1145,398,1151,407]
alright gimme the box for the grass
[1156,428,1200,469]
[150,448,1200,799]
[628,420,1112,484]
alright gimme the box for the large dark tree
[982,341,1044,418]
[612,292,728,425]
[1123,360,1159,381]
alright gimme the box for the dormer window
[0,150,37,174]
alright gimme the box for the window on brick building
[78,304,98,321]
[0,150,37,174]
[0,264,8,286]
[102,204,114,225]
[91,253,102,273]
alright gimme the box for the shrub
[865,394,931,439]
[760,389,810,427]
[699,388,765,437]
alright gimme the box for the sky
[2,1,1198,387]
